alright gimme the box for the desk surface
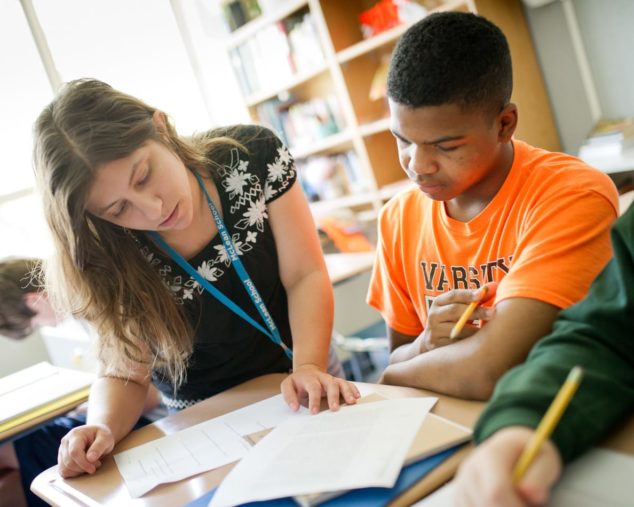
[582,146,634,174]
[31,374,483,507]
[324,252,375,285]
[32,374,634,507]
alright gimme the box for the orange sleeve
[496,188,618,309]
[366,205,424,336]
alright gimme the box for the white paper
[414,448,634,507]
[210,397,438,507]
[547,448,634,507]
[114,394,308,497]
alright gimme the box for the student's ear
[23,291,40,311]
[497,103,518,143]
[152,110,168,132]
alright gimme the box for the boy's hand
[58,424,114,478]
[455,426,562,507]
[417,283,496,352]
[281,364,360,414]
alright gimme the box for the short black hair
[387,12,512,113]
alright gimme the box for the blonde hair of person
[33,78,242,387]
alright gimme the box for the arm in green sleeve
[475,206,634,462]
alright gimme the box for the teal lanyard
[148,172,292,360]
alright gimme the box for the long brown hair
[33,78,239,387]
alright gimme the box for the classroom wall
[524,0,634,154]
[0,332,49,377]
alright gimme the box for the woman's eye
[113,202,128,217]
[137,168,151,185]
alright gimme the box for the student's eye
[435,144,459,153]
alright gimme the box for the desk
[32,374,634,506]
[324,252,375,285]
[0,362,92,444]
[0,391,90,445]
[31,374,482,506]
[582,147,634,192]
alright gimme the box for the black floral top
[137,125,296,410]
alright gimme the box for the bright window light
[0,1,53,196]
[33,0,212,136]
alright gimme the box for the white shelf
[309,192,378,216]
[225,0,309,50]
[359,117,391,137]
[336,22,416,64]
[245,63,328,107]
[291,130,353,159]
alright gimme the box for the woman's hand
[418,283,496,352]
[281,364,361,414]
[454,426,562,507]
[57,424,115,478]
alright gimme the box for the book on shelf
[257,94,344,152]
[220,0,262,32]
[286,11,325,74]
[229,9,324,98]
[296,150,367,203]
[0,361,93,434]
[578,117,634,160]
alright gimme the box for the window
[33,0,212,135]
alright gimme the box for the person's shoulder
[514,140,618,204]
[201,124,281,148]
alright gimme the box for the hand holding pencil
[454,366,583,506]
[449,283,495,340]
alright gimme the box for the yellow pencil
[512,366,584,483]
[449,285,489,339]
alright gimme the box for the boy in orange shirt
[367,12,618,399]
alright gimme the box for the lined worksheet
[114,394,309,497]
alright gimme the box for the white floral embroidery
[224,169,250,199]
[264,183,276,201]
[235,196,267,232]
[214,244,230,266]
[139,131,295,305]
[277,146,292,166]
[198,260,221,282]
[267,158,286,183]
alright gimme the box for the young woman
[34,78,359,478]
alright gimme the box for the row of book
[257,94,345,152]
[220,0,262,32]
[229,10,325,97]
[296,151,369,203]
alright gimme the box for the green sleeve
[474,205,634,462]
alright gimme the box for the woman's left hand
[281,364,361,414]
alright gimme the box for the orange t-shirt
[367,139,619,336]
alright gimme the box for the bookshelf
[222,0,560,220]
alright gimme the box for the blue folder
[185,444,461,507]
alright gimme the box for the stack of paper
[209,397,438,507]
